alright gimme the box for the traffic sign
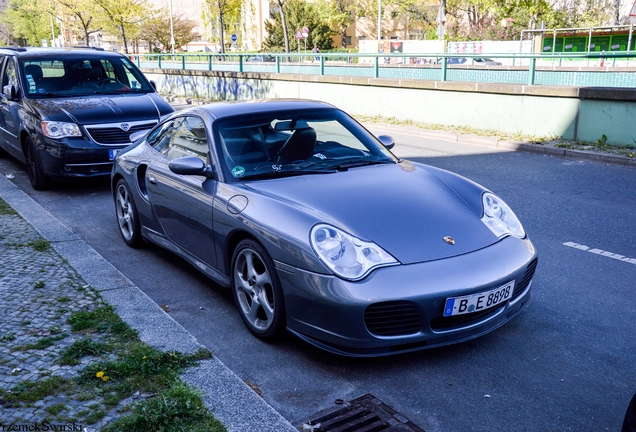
[630,0,636,16]
[231,33,237,42]
[302,26,309,38]
[295,29,304,39]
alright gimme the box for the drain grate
[295,393,426,432]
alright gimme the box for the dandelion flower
[96,371,104,378]
[102,376,109,382]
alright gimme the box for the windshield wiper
[241,167,337,180]
[334,160,392,170]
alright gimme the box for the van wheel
[24,137,50,190]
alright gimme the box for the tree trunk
[219,11,225,53]
[279,1,290,53]
[120,24,128,54]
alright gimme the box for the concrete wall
[144,69,636,146]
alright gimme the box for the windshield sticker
[26,75,36,93]
[232,166,245,177]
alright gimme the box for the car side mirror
[129,130,149,143]
[169,156,214,178]
[149,80,157,91]
[2,84,17,101]
[377,135,395,150]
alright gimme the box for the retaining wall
[143,68,636,146]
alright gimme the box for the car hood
[243,161,500,264]
[27,93,172,124]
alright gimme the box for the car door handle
[148,175,157,185]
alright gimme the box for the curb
[0,174,297,432]
[363,122,636,169]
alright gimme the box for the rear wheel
[24,136,49,190]
[115,179,142,247]
[231,239,286,341]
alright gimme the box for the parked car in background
[245,55,276,63]
[439,57,502,65]
[112,99,538,357]
[0,47,173,190]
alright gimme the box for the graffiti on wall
[157,74,271,101]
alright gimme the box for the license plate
[443,281,515,317]
[108,149,119,161]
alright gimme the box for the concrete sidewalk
[0,173,296,431]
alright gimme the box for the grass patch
[78,345,211,393]
[59,337,109,365]
[84,410,107,424]
[15,334,67,351]
[34,281,45,289]
[0,198,16,215]
[1,332,16,342]
[46,403,66,415]
[68,306,136,339]
[356,115,636,157]
[28,239,50,252]
[102,383,225,432]
[4,287,221,429]
[3,376,68,404]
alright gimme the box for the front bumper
[277,235,537,357]
[37,135,129,179]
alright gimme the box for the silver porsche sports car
[111,100,538,357]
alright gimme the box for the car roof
[0,47,124,60]
[188,99,338,120]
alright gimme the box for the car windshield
[214,108,397,181]
[21,56,153,97]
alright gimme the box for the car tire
[231,239,286,341]
[24,136,50,190]
[115,179,142,247]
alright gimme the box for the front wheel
[115,179,142,247]
[24,136,50,190]
[231,239,286,341]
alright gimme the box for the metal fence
[134,51,636,87]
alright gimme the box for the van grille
[86,121,156,145]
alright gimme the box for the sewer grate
[295,393,426,432]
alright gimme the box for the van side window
[3,59,18,90]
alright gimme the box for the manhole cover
[295,393,426,432]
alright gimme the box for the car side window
[4,59,19,91]
[149,116,209,162]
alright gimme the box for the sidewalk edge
[0,174,297,432]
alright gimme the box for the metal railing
[132,51,636,86]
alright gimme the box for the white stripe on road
[563,242,636,266]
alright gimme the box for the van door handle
[148,175,157,185]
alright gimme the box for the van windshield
[21,56,153,97]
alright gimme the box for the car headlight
[310,224,398,280]
[42,121,81,139]
[481,192,525,239]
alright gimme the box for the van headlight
[42,121,81,139]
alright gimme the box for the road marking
[563,242,636,266]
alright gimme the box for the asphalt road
[1,129,634,432]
